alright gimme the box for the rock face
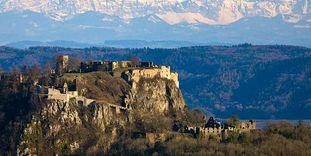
[17,72,186,155]
[17,99,123,155]
[128,78,185,113]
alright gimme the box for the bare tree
[0,65,4,75]
[226,115,240,127]
[68,57,81,72]
[30,63,41,82]
[52,55,61,67]
[130,56,140,67]
[0,65,3,80]
[42,62,52,86]
[10,65,20,78]
[9,65,21,93]
[53,55,64,75]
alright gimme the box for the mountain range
[0,0,310,47]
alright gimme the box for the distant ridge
[5,40,95,49]
[5,40,227,49]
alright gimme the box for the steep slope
[0,71,187,155]
[129,77,186,113]
[62,72,131,105]
[61,72,186,113]
[17,99,120,155]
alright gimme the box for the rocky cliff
[14,72,186,155]
[128,77,185,113]
[17,98,125,155]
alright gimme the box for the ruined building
[78,58,179,88]
[122,65,179,89]
[80,60,153,73]
[186,117,256,140]
[51,56,181,115]
[56,55,69,75]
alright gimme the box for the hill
[0,45,310,119]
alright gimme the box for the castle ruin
[78,58,179,88]
[56,55,69,75]
[123,65,179,89]
[185,117,256,140]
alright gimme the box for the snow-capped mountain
[0,0,310,25]
[0,0,310,47]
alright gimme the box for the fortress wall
[160,66,171,79]
[237,121,256,132]
[171,72,179,88]
[68,91,78,97]
[48,88,61,95]
[131,68,161,83]
[200,127,222,137]
[47,88,81,102]
[112,62,118,70]
[119,61,132,68]
[130,66,180,88]
[76,96,95,106]
[48,89,68,101]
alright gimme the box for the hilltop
[0,45,310,119]
[62,72,131,104]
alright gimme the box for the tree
[42,62,52,86]
[0,65,3,74]
[52,55,61,69]
[0,65,4,80]
[185,109,207,127]
[226,115,240,127]
[130,56,140,67]
[8,65,21,93]
[30,64,41,82]
[10,65,21,80]
[68,57,81,72]
[53,55,65,75]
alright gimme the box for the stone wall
[236,121,256,132]
[56,55,69,74]
[186,126,222,139]
[129,66,180,89]
[185,120,257,141]
[171,72,179,88]
[80,61,154,73]
[46,88,95,106]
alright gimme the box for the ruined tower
[56,55,69,75]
